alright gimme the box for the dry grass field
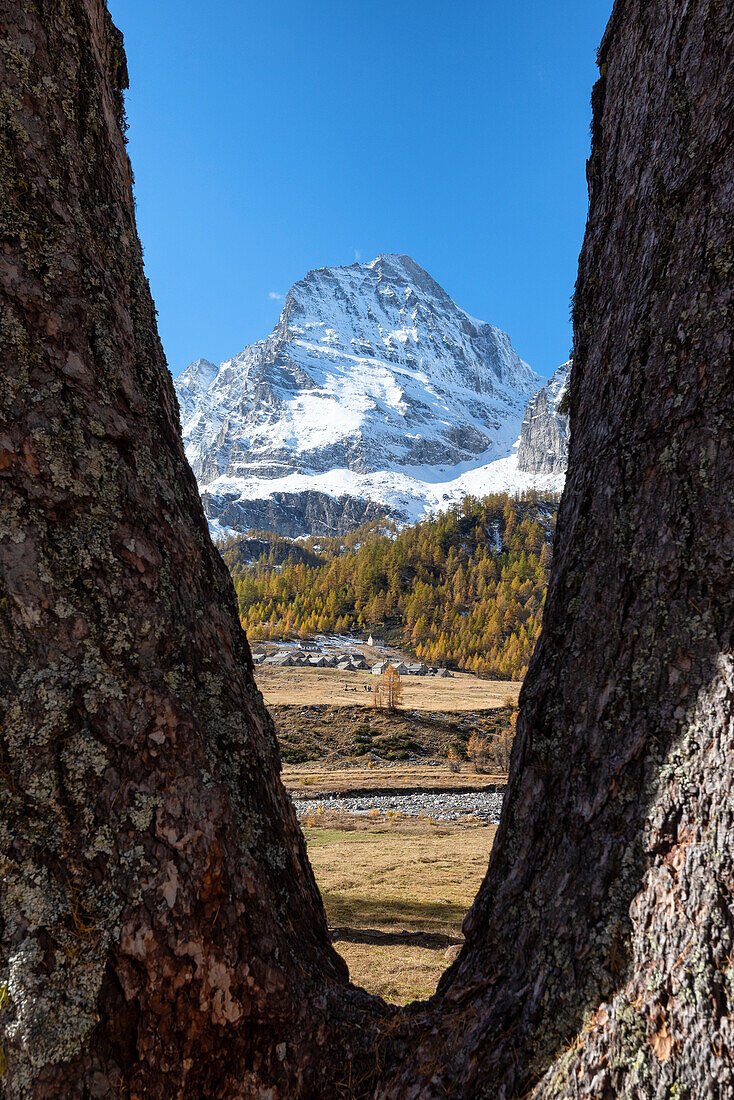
[256,664,521,711]
[284,763,505,795]
[303,814,496,1004]
[264,658,511,1001]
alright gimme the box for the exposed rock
[517,360,570,473]
[202,488,393,538]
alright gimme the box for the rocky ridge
[517,360,570,474]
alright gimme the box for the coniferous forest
[220,491,559,680]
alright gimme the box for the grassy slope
[303,817,496,1004]
[273,701,516,764]
[256,665,522,712]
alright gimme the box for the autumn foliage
[221,491,559,681]
[373,665,404,711]
[467,710,516,772]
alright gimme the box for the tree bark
[373,1,734,1095]
[0,0,731,1098]
[0,2,383,1096]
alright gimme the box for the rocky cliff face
[517,360,570,474]
[202,488,389,539]
[174,255,564,536]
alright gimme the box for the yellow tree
[374,664,403,711]
[385,665,403,710]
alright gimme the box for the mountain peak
[173,257,562,538]
[176,357,218,392]
[365,253,450,300]
[366,252,422,273]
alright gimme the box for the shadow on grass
[320,890,467,933]
[330,926,462,948]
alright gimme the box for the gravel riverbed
[292,790,504,823]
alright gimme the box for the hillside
[221,490,559,680]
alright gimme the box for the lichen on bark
[0,2,384,1096]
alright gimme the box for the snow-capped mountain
[517,361,571,474]
[174,254,566,537]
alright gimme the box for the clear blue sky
[109,0,612,380]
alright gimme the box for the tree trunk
[373,1,734,1095]
[0,2,383,1096]
[0,0,731,1098]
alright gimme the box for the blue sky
[109,0,612,380]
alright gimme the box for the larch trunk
[0,2,383,1096]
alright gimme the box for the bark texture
[0,2,383,1096]
[1,0,732,1098]
[373,1,734,1095]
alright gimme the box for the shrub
[467,724,515,773]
